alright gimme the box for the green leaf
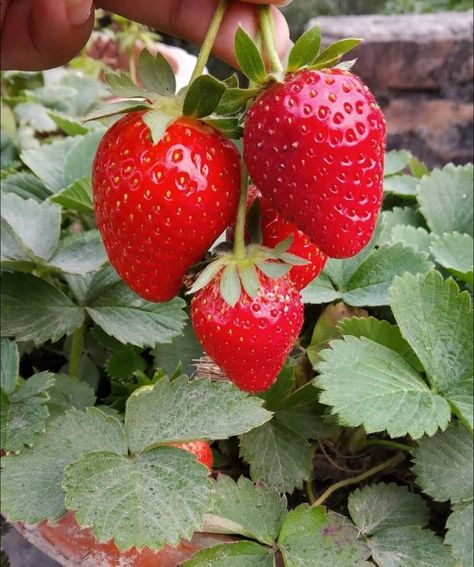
[316,337,451,439]
[367,527,455,567]
[1,193,61,263]
[125,376,272,453]
[1,172,51,201]
[104,72,148,98]
[342,243,433,307]
[238,264,260,298]
[64,129,104,185]
[278,505,371,567]
[0,408,126,522]
[48,230,107,275]
[47,111,89,136]
[142,108,175,144]
[1,372,54,452]
[183,76,226,119]
[311,39,362,69]
[384,150,412,177]
[390,226,432,254]
[1,273,84,345]
[430,232,473,284]
[206,475,287,544]
[85,100,150,122]
[384,174,419,196]
[287,26,322,71]
[445,502,473,567]
[204,117,243,139]
[14,102,56,133]
[301,273,341,304]
[216,87,261,115]
[46,373,96,417]
[412,424,473,504]
[234,27,266,84]
[220,264,241,307]
[86,278,186,348]
[153,320,203,376]
[418,164,473,236]
[240,419,312,494]
[379,207,425,244]
[106,346,146,379]
[390,271,473,430]
[1,339,19,395]
[20,137,78,192]
[182,541,273,567]
[338,316,422,372]
[348,483,429,536]
[49,177,93,214]
[138,50,176,96]
[64,447,212,551]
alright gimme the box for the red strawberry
[243,68,386,258]
[191,272,303,393]
[172,440,213,470]
[93,111,240,302]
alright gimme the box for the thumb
[1,0,94,70]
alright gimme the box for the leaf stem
[258,6,284,73]
[189,0,229,84]
[233,160,249,260]
[69,323,85,379]
[305,479,315,504]
[311,452,405,507]
[362,439,413,453]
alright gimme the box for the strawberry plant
[1,2,473,566]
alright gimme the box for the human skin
[0,0,291,70]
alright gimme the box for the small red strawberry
[243,68,386,258]
[172,440,213,470]
[191,272,303,393]
[93,112,240,301]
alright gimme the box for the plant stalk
[189,0,229,83]
[362,439,413,453]
[69,323,85,379]
[258,5,284,73]
[233,160,249,259]
[312,452,405,507]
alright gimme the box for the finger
[95,0,290,68]
[1,0,94,70]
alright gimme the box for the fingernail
[66,0,93,26]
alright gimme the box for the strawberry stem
[258,5,283,73]
[233,160,249,260]
[189,0,229,84]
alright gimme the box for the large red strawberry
[172,441,213,470]
[243,68,386,258]
[93,112,240,302]
[191,272,303,393]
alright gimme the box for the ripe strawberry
[93,111,240,302]
[191,272,303,393]
[172,441,213,470]
[244,68,386,258]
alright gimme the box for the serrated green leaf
[412,424,473,504]
[182,541,273,567]
[206,475,287,544]
[311,38,362,69]
[384,150,412,177]
[86,280,186,348]
[287,26,322,71]
[125,376,272,453]
[14,102,56,133]
[256,261,292,279]
[348,483,429,536]
[153,320,203,376]
[316,337,451,439]
[240,419,312,494]
[379,207,425,244]
[430,232,473,284]
[301,272,341,304]
[1,339,19,396]
[418,164,473,236]
[234,27,266,84]
[390,271,473,430]
[63,447,212,551]
[49,177,93,214]
[368,527,455,567]
[278,505,371,567]
[139,50,176,96]
[216,87,261,115]
[1,193,61,263]
[339,317,422,372]
[445,502,473,567]
[0,408,126,522]
[188,258,227,295]
[238,264,260,298]
[203,117,243,139]
[47,112,89,136]
[342,243,433,307]
[85,100,150,122]
[46,373,96,417]
[262,365,295,410]
[384,174,419,196]
[390,226,432,254]
[220,264,241,307]
[64,129,104,185]
[142,108,175,144]
[408,157,429,179]
[47,230,107,275]
[1,273,84,345]
[106,346,146,379]
[105,72,148,98]
[183,76,226,119]
[1,172,51,201]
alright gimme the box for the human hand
[1,0,291,71]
